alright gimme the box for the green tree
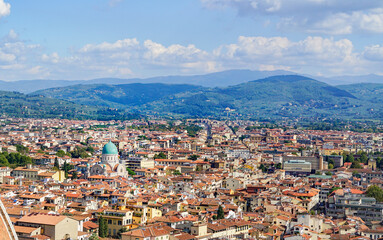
[359,152,368,164]
[0,152,32,167]
[351,161,362,169]
[71,171,78,179]
[366,185,383,202]
[61,160,73,178]
[54,158,60,169]
[377,157,383,170]
[342,151,349,160]
[70,146,89,158]
[188,154,200,160]
[56,150,66,157]
[217,205,225,219]
[258,164,268,173]
[0,155,9,167]
[98,216,108,238]
[117,227,128,239]
[86,146,95,154]
[352,170,361,178]
[327,158,335,166]
[328,163,334,169]
[89,233,99,240]
[154,152,167,159]
[126,168,136,176]
[185,124,202,137]
[275,163,282,169]
[16,144,29,154]
[173,170,182,175]
[138,135,149,140]
[345,155,354,163]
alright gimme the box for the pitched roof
[17,213,68,226]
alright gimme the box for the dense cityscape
[0,118,382,240]
[2,0,383,240]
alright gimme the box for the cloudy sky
[0,0,383,80]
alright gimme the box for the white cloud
[201,0,383,34]
[215,36,359,74]
[79,38,140,53]
[363,45,383,61]
[1,31,383,80]
[357,9,383,33]
[0,50,15,63]
[41,52,60,63]
[143,40,208,62]
[0,0,10,18]
[216,36,290,59]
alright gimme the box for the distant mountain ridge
[33,83,203,108]
[33,75,383,120]
[338,83,383,103]
[326,74,383,85]
[143,75,363,118]
[2,74,383,121]
[0,91,137,120]
[3,70,383,94]
[0,69,296,93]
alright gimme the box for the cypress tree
[102,217,108,237]
[217,205,225,219]
[54,157,59,169]
[98,216,108,237]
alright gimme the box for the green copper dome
[102,141,118,155]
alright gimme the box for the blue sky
[0,0,383,80]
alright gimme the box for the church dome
[102,141,118,155]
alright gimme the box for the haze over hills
[32,75,383,120]
[1,73,383,121]
[0,80,85,94]
[3,70,383,93]
[143,75,369,119]
[0,91,137,120]
[33,83,203,108]
[328,74,383,85]
[1,69,295,93]
[338,83,383,104]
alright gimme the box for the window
[118,221,122,225]
[108,220,112,224]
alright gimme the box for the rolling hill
[145,75,366,119]
[0,91,137,120]
[338,83,383,103]
[33,75,383,120]
[0,69,294,93]
[33,83,203,108]
[3,70,383,94]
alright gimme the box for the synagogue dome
[102,141,118,155]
